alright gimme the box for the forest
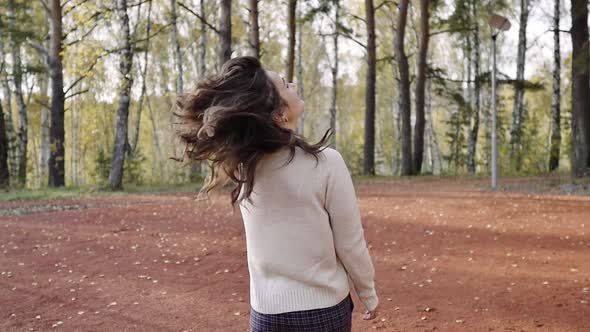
[0,0,589,190]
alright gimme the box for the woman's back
[240,146,377,315]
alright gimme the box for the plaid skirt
[249,294,354,332]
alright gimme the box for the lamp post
[488,15,511,190]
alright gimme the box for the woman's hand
[362,308,378,320]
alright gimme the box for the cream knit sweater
[238,146,379,315]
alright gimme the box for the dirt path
[1,179,589,331]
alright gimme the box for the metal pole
[491,34,498,190]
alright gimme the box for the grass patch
[0,182,203,202]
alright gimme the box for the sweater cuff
[360,293,379,312]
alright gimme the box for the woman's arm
[323,148,379,313]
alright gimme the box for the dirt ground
[1,178,589,331]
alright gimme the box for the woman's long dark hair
[173,56,332,205]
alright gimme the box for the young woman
[174,56,379,331]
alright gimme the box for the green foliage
[93,148,146,186]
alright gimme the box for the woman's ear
[271,110,288,124]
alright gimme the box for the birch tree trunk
[48,0,66,187]
[171,0,183,94]
[7,0,28,185]
[0,38,17,181]
[549,0,561,171]
[0,99,9,188]
[363,0,376,175]
[296,1,305,136]
[466,0,481,174]
[413,0,429,174]
[396,0,412,176]
[109,0,134,189]
[248,0,260,59]
[131,0,153,155]
[510,0,529,171]
[198,0,207,78]
[570,0,590,177]
[329,0,340,148]
[425,79,441,174]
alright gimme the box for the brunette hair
[173,56,332,205]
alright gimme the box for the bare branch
[66,22,99,47]
[133,22,173,44]
[375,0,396,12]
[63,10,103,40]
[348,13,366,24]
[65,88,89,100]
[128,0,150,8]
[63,0,93,17]
[341,32,367,50]
[177,1,220,34]
[33,97,51,110]
[64,52,108,95]
[430,27,475,37]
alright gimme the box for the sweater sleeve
[323,148,379,312]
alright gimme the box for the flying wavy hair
[173,56,332,205]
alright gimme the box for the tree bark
[425,79,442,174]
[198,0,207,78]
[396,0,412,176]
[549,0,561,171]
[510,0,529,171]
[296,1,305,136]
[570,0,590,177]
[413,0,429,174]
[7,0,27,186]
[48,0,66,187]
[0,99,9,188]
[248,0,260,59]
[286,0,297,82]
[219,0,232,67]
[131,0,153,156]
[363,0,376,176]
[466,0,481,174]
[329,0,340,148]
[109,0,134,189]
[0,38,17,181]
[171,0,183,94]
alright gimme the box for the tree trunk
[48,0,66,187]
[466,0,481,174]
[510,0,529,171]
[147,96,163,181]
[363,0,376,176]
[0,99,9,188]
[171,0,183,94]
[396,0,412,176]
[8,0,27,186]
[0,38,17,181]
[296,1,305,136]
[329,0,340,148]
[109,0,134,189]
[219,0,232,67]
[70,86,81,186]
[131,0,153,155]
[286,0,296,82]
[425,79,442,174]
[570,0,590,177]
[549,0,561,171]
[248,0,260,59]
[413,0,429,174]
[198,0,207,78]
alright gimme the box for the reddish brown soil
[1,178,589,331]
